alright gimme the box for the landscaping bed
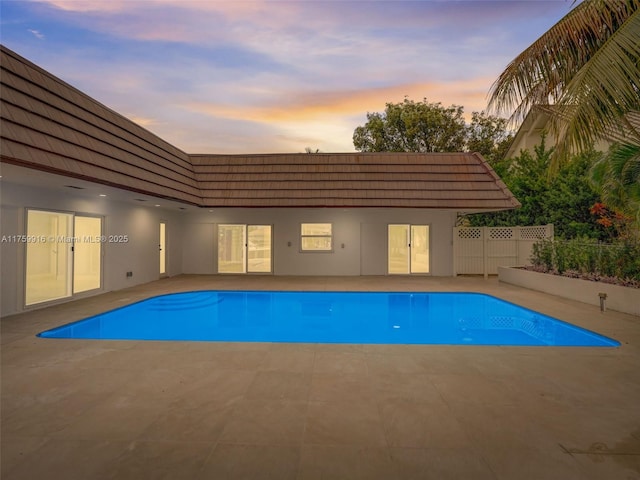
[520,264,640,289]
[498,266,640,316]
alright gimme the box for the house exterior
[503,105,630,159]
[0,45,520,316]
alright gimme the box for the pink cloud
[185,78,493,123]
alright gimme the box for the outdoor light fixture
[599,293,607,312]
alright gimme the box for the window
[301,223,332,251]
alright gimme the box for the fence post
[483,227,488,279]
[453,227,458,277]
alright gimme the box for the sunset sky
[1,1,573,153]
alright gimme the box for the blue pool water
[37,291,619,347]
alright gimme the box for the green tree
[353,98,467,153]
[352,99,512,162]
[547,151,610,238]
[488,0,640,168]
[466,139,608,239]
[466,111,514,164]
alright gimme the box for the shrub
[531,239,554,271]
[530,237,640,284]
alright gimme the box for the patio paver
[2,275,639,480]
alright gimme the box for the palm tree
[591,139,640,221]
[488,0,640,168]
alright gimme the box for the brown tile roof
[1,45,520,211]
[191,153,520,209]
[0,45,201,205]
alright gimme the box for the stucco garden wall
[498,266,640,316]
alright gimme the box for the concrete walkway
[2,275,639,479]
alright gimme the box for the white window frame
[300,223,333,252]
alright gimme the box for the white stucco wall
[0,181,183,316]
[181,208,457,277]
[1,180,460,317]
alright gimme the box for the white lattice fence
[453,225,553,277]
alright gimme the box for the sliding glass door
[25,210,102,306]
[388,224,430,274]
[218,224,272,273]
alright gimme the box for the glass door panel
[73,216,102,293]
[159,222,166,276]
[218,224,246,273]
[25,210,73,305]
[388,224,410,274]
[410,225,430,273]
[248,225,272,273]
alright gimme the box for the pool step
[147,292,224,311]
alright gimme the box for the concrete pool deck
[2,275,639,479]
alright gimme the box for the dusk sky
[1,1,573,153]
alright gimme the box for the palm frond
[548,8,640,166]
[608,142,640,186]
[488,0,639,124]
[591,142,640,220]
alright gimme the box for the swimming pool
[37,291,619,347]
